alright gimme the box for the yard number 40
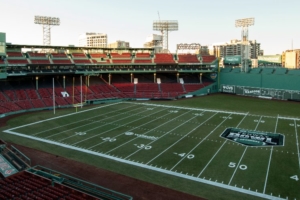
[290,175,299,181]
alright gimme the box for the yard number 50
[228,162,247,170]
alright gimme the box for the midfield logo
[221,128,284,146]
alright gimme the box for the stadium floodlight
[34,16,60,46]
[235,18,255,73]
[153,20,178,52]
[235,18,254,28]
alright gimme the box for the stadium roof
[6,43,154,51]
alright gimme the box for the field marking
[274,114,279,133]
[294,120,300,169]
[127,102,300,122]
[197,113,249,177]
[197,141,227,178]
[33,104,137,136]
[46,105,142,139]
[71,107,161,145]
[87,107,171,150]
[278,115,300,121]
[254,116,263,131]
[124,102,247,115]
[228,147,248,185]
[228,115,262,185]
[6,102,121,131]
[111,112,196,155]
[263,114,278,194]
[144,112,218,164]
[56,105,145,141]
[1,129,285,200]
[170,114,232,171]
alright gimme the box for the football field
[3,100,300,200]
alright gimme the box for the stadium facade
[79,32,108,48]
[0,31,300,117]
[211,39,261,59]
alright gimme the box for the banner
[224,56,241,64]
[0,155,18,177]
[222,85,235,93]
[258,55,282,64]
[243,88,261,96]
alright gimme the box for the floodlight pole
[241,26,249,72]
[43,24,51,46]
[235,18,254,73]
[34,16,60,46]
[153,20,178,52]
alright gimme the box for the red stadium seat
[154,53,175,64]
[177,54,200,63]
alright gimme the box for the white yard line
[294,120,300,169]
[197,113,249,177]
[110,110,196,155]
[197,141,227,178]
[124,102,247,115]
[254,116,263,131]
[228,115,262,186]
[263,114,278,194]
[6,102,121,131]
[33,104,137,136]
[1,130,285,200]
[228,147,248,185]
[171,114,232,171]
[87,108,170,150]
[70,107,159,145]
[274,114,279,133]
[278,116,300,121]
[51,106,144,140]
[144,112,218,164]
[236,112,249,127]
[263,146,273,194]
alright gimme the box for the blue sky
[1,0,300,54]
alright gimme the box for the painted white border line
[126,102,300,121]
[294,120,300,170]
[124,102,248,115]
[3,129,283,200]
[7,102,121,131]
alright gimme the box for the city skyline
[1,0,300,54]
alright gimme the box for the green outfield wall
[219,70,300,100]
[220,72,300,90]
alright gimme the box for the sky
[1,0,300,55]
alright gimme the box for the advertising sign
[222,85,235,93]
[224,55,241,64]
[258,55,282,64]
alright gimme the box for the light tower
[235,17,254,72]
[153,19,178,52]
[34,16,60,46]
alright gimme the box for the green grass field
[1,94,300,200]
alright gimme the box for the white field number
[136,144,152,150]
[221,116,232,119]
[174,153,195,159]
[228,162,247,170]
[101,137,116,142]
[254,120,265,123]
[290,175,299,181]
